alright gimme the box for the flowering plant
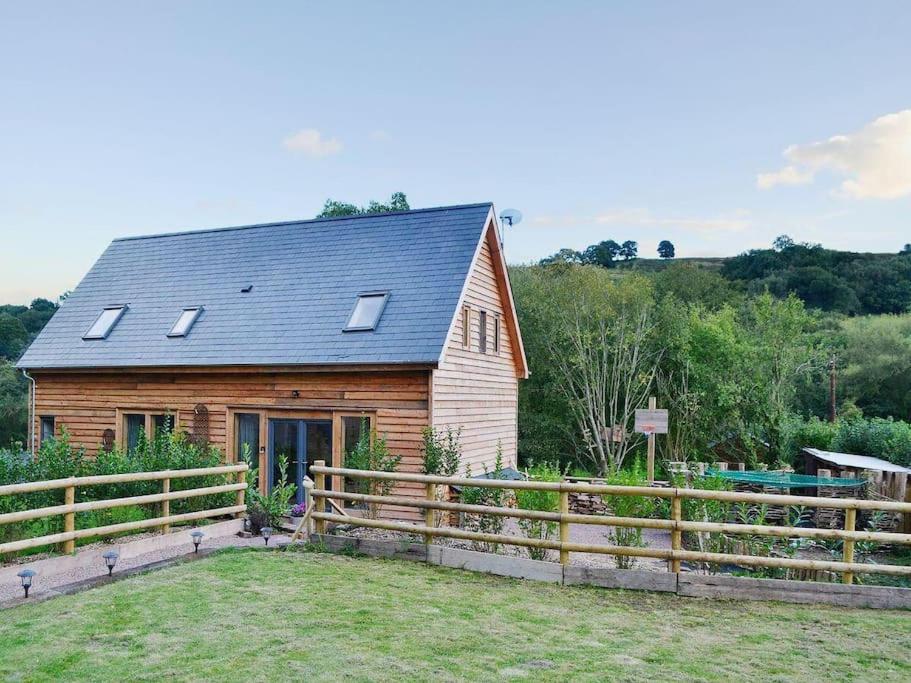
[290,502,307,517]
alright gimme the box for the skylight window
[168,307,203,337]
[83,305,127,340]
[344,292,389,332]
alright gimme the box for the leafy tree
[0,314,28,360]
[773,235,795,251]
[619,240,638,260]
[316,192,409,218]
[539,248,583,266]
[581,240,620,268]
[839,315,911,420]
[653,263,736,310]
[657,240,675,259]
[0,362,27,448]
[900,244,911,255]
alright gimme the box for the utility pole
[828,356,837,423]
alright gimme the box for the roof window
[83,305,127,340]
[344,292,389,332]
[168,307,203,337]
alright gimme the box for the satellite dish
[499,208,523,227]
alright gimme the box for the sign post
[634,397,669,484]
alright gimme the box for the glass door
[268,419,332,506]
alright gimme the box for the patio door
[267,419,332,506]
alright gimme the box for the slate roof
[18,203,494,369]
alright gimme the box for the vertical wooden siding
[432,226,520,473]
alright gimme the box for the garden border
[309,534,911,610]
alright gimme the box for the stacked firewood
[568,492,609,515]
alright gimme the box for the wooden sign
[634,409,669,434]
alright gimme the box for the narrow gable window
[461,305,471,348]
[345,292,389,331]
[168,307,203,337]
[479,310,488,353]
[83,305,127,340]
[493,316,501,354]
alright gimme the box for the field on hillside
[1,549,909,682]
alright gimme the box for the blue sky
[2,2,910,303]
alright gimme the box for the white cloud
[531,209,749,235]
[757,110,911,199]
[281,128,343,157]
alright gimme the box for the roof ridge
[113,202,493,242]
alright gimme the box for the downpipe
[21,369,36,456]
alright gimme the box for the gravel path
[0,529,289,604]
[339,520,674,572]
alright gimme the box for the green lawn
[1,549,909,682]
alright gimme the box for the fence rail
[310,462,911,584]
[0,463,248,556]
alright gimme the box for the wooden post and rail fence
[0,463,248,557]
[308,461,911,585]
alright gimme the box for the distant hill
[539,240,911,316]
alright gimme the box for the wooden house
[17,203,527,518]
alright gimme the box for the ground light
[261,526,272,545]
[17,569,36,598]
[190,530,204,553]
[102,550,119,576]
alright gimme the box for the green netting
[705,469,863,488]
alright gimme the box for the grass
[0,549,909,682]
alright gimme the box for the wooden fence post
[671,493,682,573]
[424,482,436,544]
[161,478,171,534]
[314,460,326,535]
[646,396,657,483]
[235,468,246,519]
[559,490,570,565]
[842,506,857,584]
[63,483,75,554]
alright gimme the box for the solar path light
[17,569,36,598]
[190,530,204,553]
[102,550,119,576]
[261,526,272,546]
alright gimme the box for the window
[235,413,261,465]
[153,413,174,436]
[461,305,471,348]
[479,310,488,353]
[83,305,127,340]
[342,415,374,508]
[344,292,389,331]
[168,307,203,337]
[124,413,145,452]
[123,411,175,453]
[493,316,501,354]
[39,416,55,445]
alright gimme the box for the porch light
[17,569,36,598]
[190,530,204,553]
[102,550,119,576]
[261,526,272,545]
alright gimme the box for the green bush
[782,415,911,468]
[0,427,238,554]
[515,461,561,560]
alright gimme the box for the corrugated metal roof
[802,447,911,474]
[17,203,493,369]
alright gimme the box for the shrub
[421,426,461,476]
[247,453,296,531]
[514,461,561,560]
[604,462,656,569]
[344,424,402,519]
[461,443,508,553]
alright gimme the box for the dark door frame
[267,418,332,505]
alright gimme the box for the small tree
[345,423,402,519]
[421,426,462,526]
[657,240,675,259]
